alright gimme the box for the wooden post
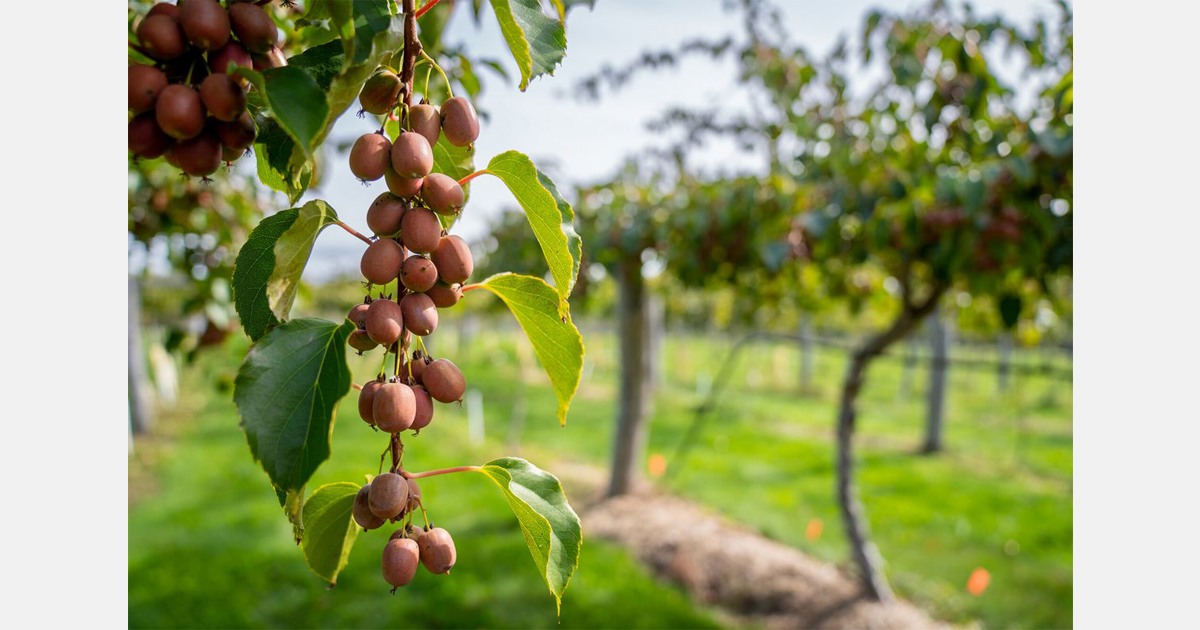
[921,304,950,454]
[129,276,153,436]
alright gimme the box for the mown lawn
[127,338,722,629]
[130,313,1071,629]
[432,316,1072,630]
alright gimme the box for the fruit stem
[419,501,431,529]
[414,0,442,19]
[423,65,433,100]
[184,56,198,86]
[400,338,410,379]
[418,50,454,99]
[336,221,373,245]
[457,169,493,187]
[401,465,482,480]
[378,443,392,475]
[390,432,404,471]
[378,346,391,379]
[460,283,483,293]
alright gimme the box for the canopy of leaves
[557,0,1073,330]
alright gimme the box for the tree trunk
[799,314,815,390]
[836,289,943,601]
[838,352,896,603]
[608,259,650,497]
[997,332,1013,393]
[922,304,950,454]
[129,276,153,436]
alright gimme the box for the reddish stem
[460,283,484,293]
[458,169,493,187]
[390,433,404,471]
[401,465,482,479]
[352,383,363,391]
[336,221,373,245]
[414,0,442,19]
[399,0,419,109]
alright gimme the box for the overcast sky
[296,0,1056,281]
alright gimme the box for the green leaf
[289,40,346,90]
[489,0,567,90]
[281,486,306,544]
[301,482,362,585]
[233,200,342,341]
[485,151,581,303]
[432,134,477,183]
[239,66,329,159]
[476,457,582,613]
[252,118,305,200]
[304,0,356,52]
[474,273,583,425]
[234,318,356,495]
[347,0,395,66]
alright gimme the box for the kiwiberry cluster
[128,0,286,177]
[346,70,482,591]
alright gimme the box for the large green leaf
[234,318,356,496]
[489,0,567,90]
[232,200,341,341]
[301,482,362,585]
[432,135,477,183]
[474,273,583,425]
[253,120,303,198]
[476,457,581,613]
[485,151,581,303]
[239,66,329,159]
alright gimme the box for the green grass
[128,341,722,630]
[130,316,1071,630]
[432,319,1073,630]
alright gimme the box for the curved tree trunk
[608,259,650,497]
[837,351,896,603]
[836,287,944,601]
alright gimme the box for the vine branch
[414,0,442,19]
[336,221,373,245]
[458,170,493,187]
[389,432,404,471]
[399,0,420,109]
[401,465,482,479]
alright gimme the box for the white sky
[289,0,1055,280]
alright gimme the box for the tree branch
[399,0,420,109]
